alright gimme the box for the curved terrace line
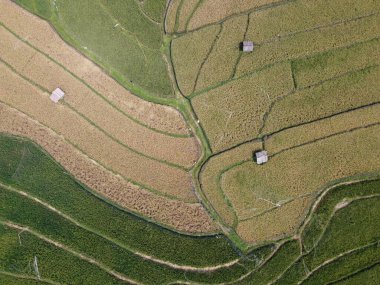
[0,220,140,285]
[0,22,190,138]
[0,182,240,272]
[0,56,190,171]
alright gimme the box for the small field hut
[50,88,65,103]
[254,150,268,165]
[241,41,254,52]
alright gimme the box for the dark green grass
[0,182,270,284]
[334,263,380,285]
[236,240,301,285]
[0,134,239,267]
[0,225,124,285]
[304,197,380,270]
[13,0,52,20]
[302,243,380,285]
[13,0,173,98]
[301,180,380,252]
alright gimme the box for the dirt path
[1,221,138,284]
[0,181,239,272]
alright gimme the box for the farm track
[0,182,239,271]
[0,271,60,285]
[0,220,140,285]
[270,195,380,285]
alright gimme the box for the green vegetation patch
[0,135,238,267]
[292,38,380,88]
[14,0,173,98]
[139,0,167,23]
[336,263,380,285]
[0,224,124,285]
[0,134,379,283]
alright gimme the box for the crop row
[0,26,199,168]
[0,107,216,234]
[4,0,186,133]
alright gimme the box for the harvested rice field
[1,0,379,283]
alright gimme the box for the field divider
[269,188,380,284]
[192,23,223,93]
[297,241,380,285]
[206,99,380,160]
[134,0,161,25]
[269,122,380,159]
[238,193,315,223]
[0,270,60,285]
[0,22,191,139]
[0,181,241,272]
[256,11,379,46]
[259,64,379,136]
[326,261,380,285]
[230,14,250,79]
[0,55,191,171]
[0,100,193,203]
[0,219,141,285]
[190,36,380,100]
[183,0,204,32]
[173,0,294,36]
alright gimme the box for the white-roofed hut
[254,150,268,165]
[241,41,254,52]
[50,88,65,103]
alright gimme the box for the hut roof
[50,88,65,103]
[255,150,268,165]
[242,41,254,52]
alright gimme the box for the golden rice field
[2,0,379,252]
[0,0,218,234]
[0,1,190,135]
[172,24,221,95]
[0,103,217,233]
[193,62,293,152]
[187,0,282,31]
[194,15,248,92]
[170,0,380,245]
[222,125,380,243]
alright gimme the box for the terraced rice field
[171,0,380,246]
[0,0,211,234]
[0,139,378,283]
[1,0,379,283]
